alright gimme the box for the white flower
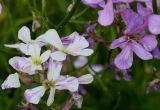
[1,73,21,89]
[43,29,94,61]
[24,59,79,106]
[5,26,45,55]
[28,44,51,71]
[9,44,50,75]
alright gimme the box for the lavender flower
[110,8,157,69]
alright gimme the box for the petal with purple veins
[115,45,133,69]
[24,86,46,104]
[98,0,114,26]
[131,41,152,60]
[110,36,127,49]
[1,73,20,89]
[138,35,157,51]
[55,76,79,92]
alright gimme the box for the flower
[5,26,45,55]
[27,44,51,71]
[110,8,157,69]
[9,44,50,75]
[24,59,79,106]
[1,73,21,89]
[43,29,94,61]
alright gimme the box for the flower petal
[18,26,31,43]
[137,3,152,18]
[71,49,94,56]
[47,59,62,81]
[51,51,67,61]
[28,44,41,59]
[47,88,55,106]
[40,50,51,63]
[66,32,90,52]
[78,74,93,84]
[152,47,160,59]
[90,64,104,72]
[4,43,20,48]
[24,86,46,104]
[74,56,88,68]
[148,15,160,35]
[115,45,133,69]
[98,0,114,26]
[1,73,20,89]
[43,29,63,50]
[138,35,157,51]
[110,36,127,49]
[131,41,152,60]
[9,57,35,75]
[55,76,79,92]
[82,0,103,4]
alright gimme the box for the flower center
[32,59,42,65]
[127,34,142,42]
[42,80,55,88]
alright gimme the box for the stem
[72,7,90,20]
[42,0,46,16]
[56,0,80,30]
[153,0,158,14]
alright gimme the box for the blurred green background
[1,0,160,110]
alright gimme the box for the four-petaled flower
[110,7,157,69]
[43,29,94,61]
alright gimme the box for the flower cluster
[1,26,94,107]
[82,0,160,70]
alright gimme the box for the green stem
[72,7,90,20]
[69,20,95,24]
[42,0,46,16]
[153,0,158,14]
[56,0,80,30]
